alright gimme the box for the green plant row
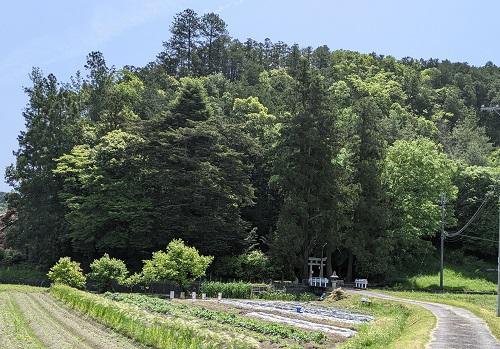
[50,285,252,349]
[201,281,253,298]
[200,281,317,301]
[257,291,317,302]
[105,292,325,343]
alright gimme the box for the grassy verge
[332,295,435,349]
[381,290,500,341]
[50,284,254,349]
[395,267,496,292]
[105,292,325,345]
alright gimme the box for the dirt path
[352,290,500,349]
[0,291,143,349]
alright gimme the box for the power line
[459,234,498,244]
[446,195,492,238]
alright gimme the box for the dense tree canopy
[3,8,499,282]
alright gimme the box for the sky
[1,0,500,192]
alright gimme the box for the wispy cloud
[88,0,182,45]
[0,0,185,78]
[208,0,245,13]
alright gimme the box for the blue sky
[1,0,500,191]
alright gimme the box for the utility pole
[440,193,446,290]
[497,194,500,316]
[480,105,500,316]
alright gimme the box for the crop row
[50,285,254,349]
[105,292,326,343]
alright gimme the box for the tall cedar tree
[271,61,337,280]
[140,78,254,257]
[5,70,82,265]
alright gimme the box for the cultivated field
[0,284,436,349]
[0,286,143,349]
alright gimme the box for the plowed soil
[0,290,143,349]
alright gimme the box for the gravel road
[353,290,500,349]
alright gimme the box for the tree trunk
[346,250,354,282]
[326,245,333,277]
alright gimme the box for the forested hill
[3,8,499,281]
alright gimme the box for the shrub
[142,239,213,289]
[234,250,274,281]
[0,248,22,266]
[47,257,86,289]
[121,272,143,291]
[201,281,252,299]
[89,254,128,292]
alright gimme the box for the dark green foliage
[0,192,6,214]
[139,78,254,257]
[270,61,338,279]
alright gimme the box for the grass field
[389,256,497,292]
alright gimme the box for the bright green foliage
[383,139,457,242]
[454,166,500,258]
[142,239,213,289]
[201,281,253,299]
[233,250,274,281]
[47,257,86,289]
[54,130,152,261]
[120,272,143,290]
[89,254,129,292]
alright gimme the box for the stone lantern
[330,271,339,289]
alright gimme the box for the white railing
[309,277,329,287]
[354,279,368,289]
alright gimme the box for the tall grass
[201,281,253,299]
[50,285,253,349]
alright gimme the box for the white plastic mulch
[246,312,357,337]
[219,299,374,324]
